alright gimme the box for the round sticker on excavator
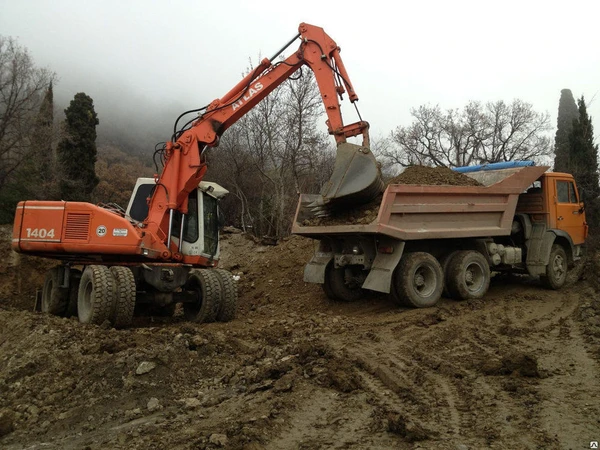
[96,225,107,237]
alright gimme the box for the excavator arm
[144,22,383,256]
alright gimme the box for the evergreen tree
[553,89,579,172]
[25,82,57,199]
[57,92,99,201]
[568,96,599,225]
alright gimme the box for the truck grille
[65,213,91,240]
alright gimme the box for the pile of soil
[388,165,482,187]
[1,225,600,449]
[303,165,481,227]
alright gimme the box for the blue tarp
[452,161,535,173]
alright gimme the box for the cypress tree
[553,89,579,172]
[57,93,99,201]
[568,96,599,225]
[30,82,56,196]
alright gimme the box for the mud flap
[362,241,405,294]
[525,226,556,277]
[303,252,333,284]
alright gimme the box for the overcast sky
[1,0,598,147]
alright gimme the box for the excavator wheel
[183,269,221,323]
[65,268,82,317]
[77,265,116,325]
[41,267,69,316]
[214,269,238,322]
[109,266,136,328]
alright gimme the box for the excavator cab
[126,178,228,259]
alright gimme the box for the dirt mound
[387,165,481,187]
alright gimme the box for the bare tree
[205,70,334,238]
[0,36,55,190]
[383,100,552,169]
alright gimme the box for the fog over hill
[52,76,193,160]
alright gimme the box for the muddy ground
[1,225,600,449]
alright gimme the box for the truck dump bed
[292,165,549,240]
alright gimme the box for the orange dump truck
[292,162,588,307]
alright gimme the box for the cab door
[554,179,586,245]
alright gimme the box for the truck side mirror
[578,188,586,213]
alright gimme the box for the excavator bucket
[309,143,384,216]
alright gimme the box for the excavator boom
[146,23,383,237]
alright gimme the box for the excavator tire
[77,265,116,325]
[392,252,443,308]
[446,250,490,300]
[183,269,221,323]
[541,244,568,290]
[42,267,69,316]
[327,266,365,302]
[214,269,238,322]
[65,268,82,317]
[109,266,136,328]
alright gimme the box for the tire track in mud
[322,281,594,448]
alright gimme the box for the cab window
[556,181,578,204]
[171,190,199,243]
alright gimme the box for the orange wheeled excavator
[12,23,383,327]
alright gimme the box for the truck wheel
[183,269,221,323]
[78,265,116,325]
[446,250,490,300]
[327,266,365,302]
[42,267,69,316]
[393,252,443,308]
[439,251,460,298]
[322,261,340,301]
[541,244,568,290]
[109,266,136,328]
[65,269,82,317]
[214,269,238,322]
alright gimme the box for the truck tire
[322,261,340,301]
[439,251,460,298]
[327,266,365,302]
[446,250,490,300]
[393,252,443,308]
[65,269,82,317]
[42,267,69,316]
[183,269,221,323]
[78,265,116,325]
[109,266,136,328]
[541,244,567,290]
[214,269,238,322]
